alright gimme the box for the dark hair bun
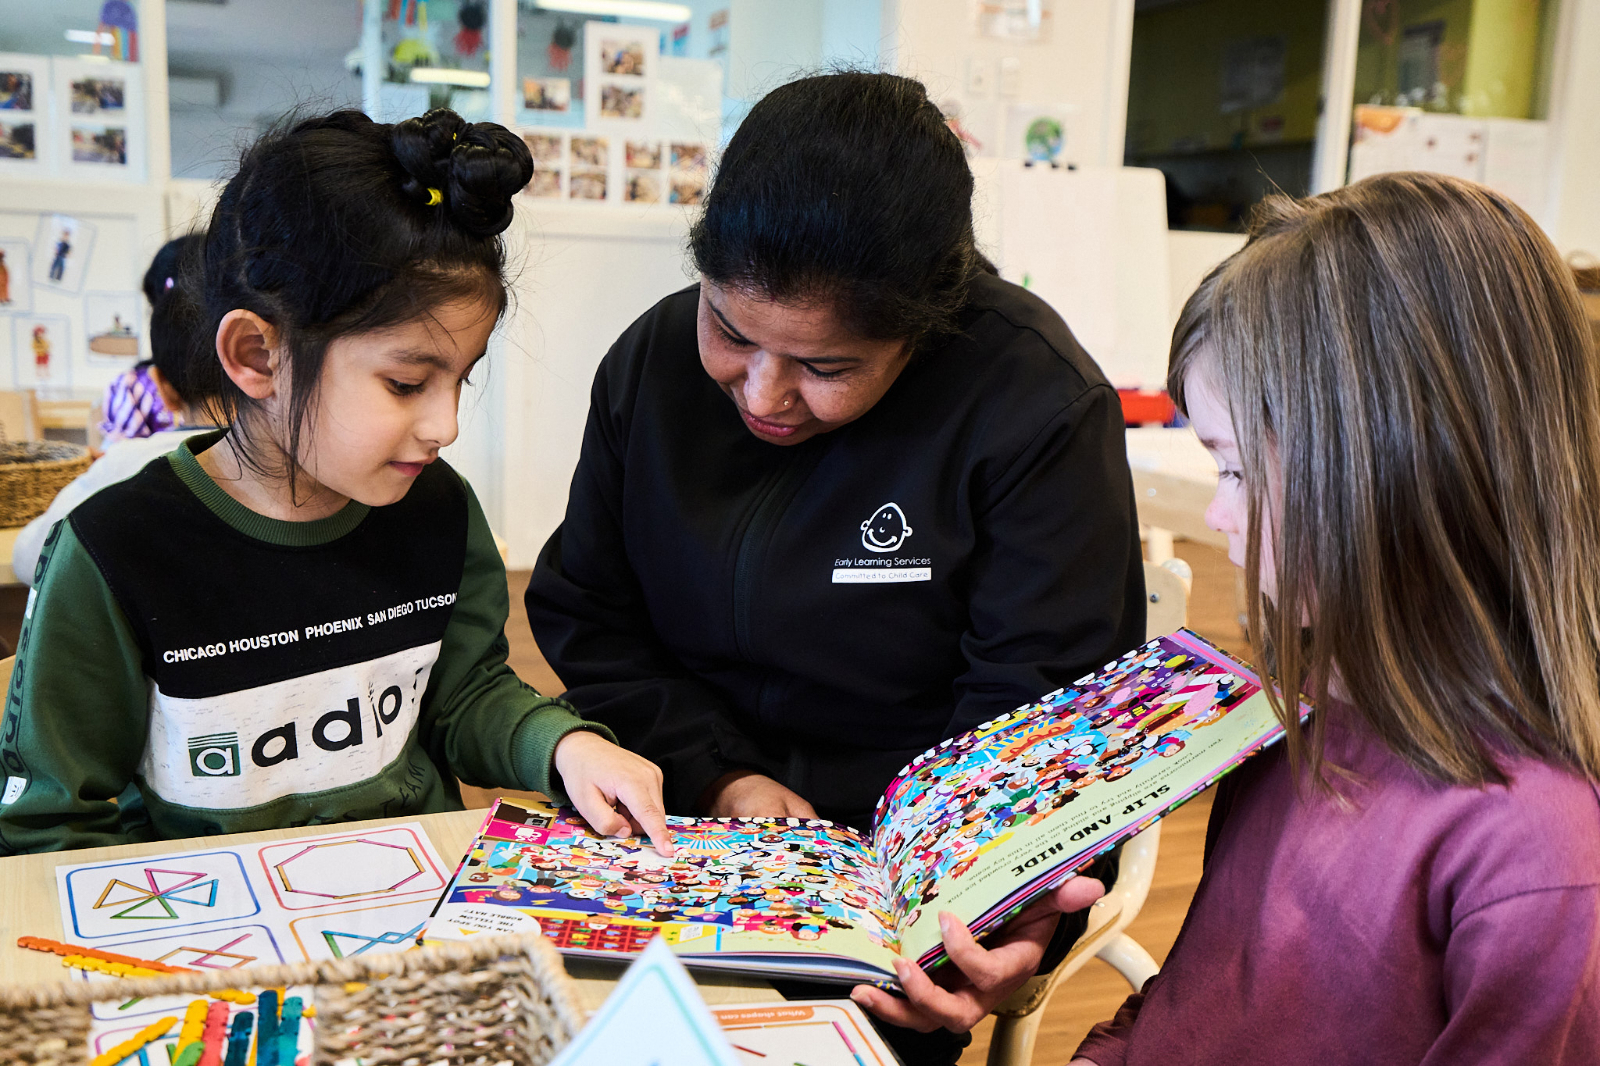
[392,108,533,237]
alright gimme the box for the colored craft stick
[276,996,303,1062]
[86,1015,177,1066]
[178,998,209,1047]
[22,936,254,1003]
[173,1043,204,1066]
[256,988,280,1066]
[20,936,188,974]
[223,1011,254,1066]
[196,999,230,1066]
[832,1021,867,1066]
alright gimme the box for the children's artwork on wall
[32,213,96,295]
[12,314,73,389]
[599,37,648,77]
[52,57,144,182]
[0,54,51,176]
[0,237,33,313]
[84,291,140,361]
[625,140,661,169]
[523,77,571,112]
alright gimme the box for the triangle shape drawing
[94,878,153,909]
[144,868,206,895]
[162,879,220,909]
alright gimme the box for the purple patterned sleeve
[98,365,173,442]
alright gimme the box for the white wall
[887,0,1134,166]
[1546,0,1600,257]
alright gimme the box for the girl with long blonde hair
[1073,172,1600,1065]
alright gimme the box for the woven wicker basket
[0,440,92,527]
[0,932,584,1066]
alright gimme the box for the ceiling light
[65,29,117,45]
[409,67,493,88]
[534,0,692,23]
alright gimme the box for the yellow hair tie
[425,187,443,206]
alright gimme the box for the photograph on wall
[526,169,562,198]
[625,140,661,169]
[570,168,608,201]
[523,132,564,166]
[571,135,608,168]
[522,77,571,113]
[70,123,128,166]
[12,314,72,390]
[599,83,644,120]
[625,170,661,203]
[0,237,33,313]
[599,38,647,76]
[32,213,97,295]
[0,118,34,160]
[0,70,32,110]
[70,76,126,114]
[84,291,141,361]
[53,57,143,181]
[0,54,51,174]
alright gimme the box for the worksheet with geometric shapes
[55,823,450,1059]
[712,1001,899,1066]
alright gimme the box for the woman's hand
[553,730,675,856]
[849,875,1108,1033]
[701,769,818,819]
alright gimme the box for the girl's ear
[215,310,281,400]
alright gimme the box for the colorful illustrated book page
[422,630,1303,981]
[53,822,449,1056]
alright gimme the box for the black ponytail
[689,72,991,348]
[197,107,532,487]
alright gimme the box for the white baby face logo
[861,502,913,552]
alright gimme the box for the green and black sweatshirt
[0,431,608,853]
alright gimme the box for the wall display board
[0,208,140,393]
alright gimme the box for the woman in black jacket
[527,72,1145,1060]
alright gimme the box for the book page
[426,800,905,976]
[871,632,1287,964]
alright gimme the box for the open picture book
[421,629,1305,983]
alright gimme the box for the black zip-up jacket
[526,274,1145,828]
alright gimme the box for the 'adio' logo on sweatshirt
[861,502,913,552]
[184,687,406,778]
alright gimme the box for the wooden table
[0,808,783,1014]
[0,527,21,587]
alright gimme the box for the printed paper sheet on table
[52,822,448,1055]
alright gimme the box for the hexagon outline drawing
[271,838,425,901]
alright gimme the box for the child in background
[1070,173,1600,1065]
[13,235,217,586]
[97,238,194,444]
[0,108,672,857]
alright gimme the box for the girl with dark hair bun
[0,109,674,860]
[526,73,1144,1056]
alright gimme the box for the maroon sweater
[1075,705,1600,1066]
